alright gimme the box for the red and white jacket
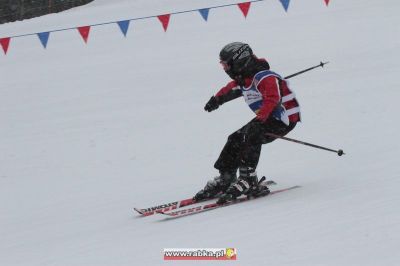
[216,70,301,124]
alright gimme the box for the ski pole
[284,61,329,80]
[265,132,345,156]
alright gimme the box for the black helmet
[219,42,255,79]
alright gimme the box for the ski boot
[193,170,237,202]
[217,167,268,204]
[248,177,271,198]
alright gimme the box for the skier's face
[220,60,231,71]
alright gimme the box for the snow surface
[1,0,400,265]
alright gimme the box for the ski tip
[133,208,144,215]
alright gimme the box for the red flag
[238,2,251,18]
[324,0,330,6]
[0,37,10,55]
[78,26,91,43]
[158,14,171,32]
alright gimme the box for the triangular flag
[117,20,130,37]
[37,32,50,48]
[199,8,210,21]
[0,37,10,55]
[158,14,171,32]
[324,0,330,6]
[279,0,290,12]
[78,26,91,43]
[238,2,251,18]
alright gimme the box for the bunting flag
[37,32,50,48]
[199,8,210,21]
[279,0,290,12]
[158,14,171,32]
[0,0,332,55]
[78,26,91,43]
[238,2,251,18]
[117,20,130,37]
[0,37,10,54]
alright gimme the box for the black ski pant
[214,117,297,173]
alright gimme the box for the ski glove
[204,96,220,112]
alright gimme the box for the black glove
[204,96,220,112]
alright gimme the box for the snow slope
[1,0,400,265]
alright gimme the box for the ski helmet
[219,42,254,78]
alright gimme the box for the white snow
[1,0,400,265]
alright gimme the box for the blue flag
[117,20,130,37]
[279,0,290,12]
[199,8,210,21]
[37,32,50,48]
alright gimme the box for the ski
[134,198,196,217]
[158,185,300,219]
[134,179,277,216]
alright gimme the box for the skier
[194,42,301,204]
